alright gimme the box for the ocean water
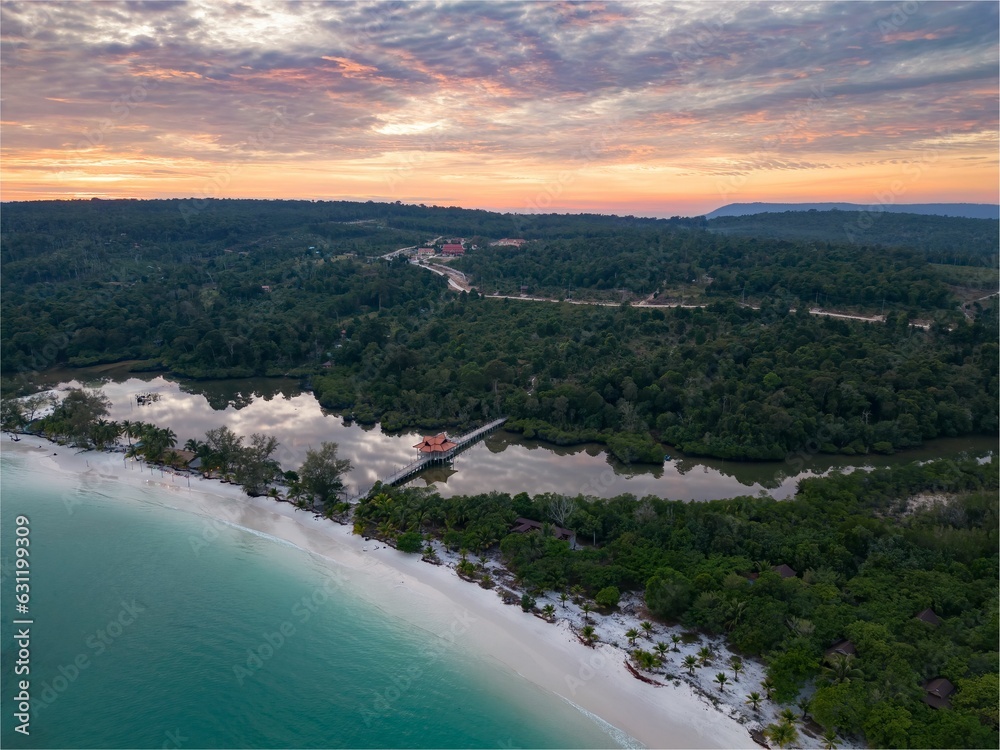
[0,452,627,749]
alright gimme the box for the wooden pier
[347,417,507,502]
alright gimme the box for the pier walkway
[346,417,507,502]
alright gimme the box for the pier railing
[346,417,507,503]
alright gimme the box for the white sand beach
[4,435,771,749]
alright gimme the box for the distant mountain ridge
[706,202,999,220]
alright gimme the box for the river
[28,366,997,502]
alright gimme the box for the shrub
[595,585,621,610]
[396,531,423,553]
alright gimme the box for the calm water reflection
[39,372,997,502]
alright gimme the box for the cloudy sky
[1,0,997,215]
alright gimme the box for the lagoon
[33,367,997,501]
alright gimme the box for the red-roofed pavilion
[413,433,457,454]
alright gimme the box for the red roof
[413,433,457,453]
[441,244,464,255]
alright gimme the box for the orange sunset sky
[1,0,998,217]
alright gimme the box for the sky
[1,0,997,217]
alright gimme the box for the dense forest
[452,230,963,310]
[707,210,1000,264]
[2,199,997,462]
[355,457,999,749]
[3,199,997,748]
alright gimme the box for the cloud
[1,0,996,211]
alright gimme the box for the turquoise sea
[0,452,627,749]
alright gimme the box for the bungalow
[441,243,465,256]
[824,639,857,659]
[744,564,798,582]
[916,607,943,626]
[171,449,197,465]
[772,563,798,579]
[417,247,436,256]
[922,677,956,709]
[511,517,576,547]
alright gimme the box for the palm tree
[161,427,177,451]
[139,423,162,459]
[670,633,682,651]
[821,729,840,750]
[745,691,763,712]
[761,677,776,700]
[682,655,698,675]
[697,646,713,666]
[764,721,798,749]
[779,708,798,725]
[570,584,584,604]
[823,653,862,684]
[580,625,597,646]
[559,591,568,608]
[730,656,744,680]
[640,620,654,638]
[126,420,146,452]
[655,642,669,659]
[122,420,135,448]
[90,419,122,450]
[726,599,749,631]
[141,424,176,462]
[633,650,661,672]
[625,628,640,646]
[786,616,815,638]
[581,602,592,623]
[542,604,556,620]
[714,672,729,691]
[286,478,304,505]
[797,695,812,721]
[184,438,202,453]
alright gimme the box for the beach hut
[916,607,943,626]
[922,677,956,709]
[510,517,576,547]
[824,639,857,659]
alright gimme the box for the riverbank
[18,375,998,504]
[4,434,764,749]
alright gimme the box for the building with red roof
[413,433,457,454]
[441,243,465,256]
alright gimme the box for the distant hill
[706,202,999,220]
[707,210,999,263]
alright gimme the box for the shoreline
[4,434,803,749]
